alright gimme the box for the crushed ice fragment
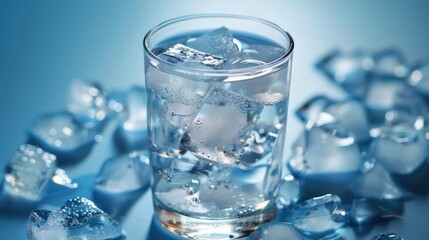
[93,151,150,216]
[315,49,372,97]
[347,198,403,226]
[239,124,277,166]
[51,168,78,189]
[68,80,108,129]
[114,86,148,153]
[372,48,409,79]
[231,43,287,69]
[372,124,427,175]
[370,233,406,240]
[283,194,347,239]
[349,164,410,201]
[162,43,226,69]
[27,196,126,240]
[408,60,429,98]
[247,222,305,240]
[0,144,56,214]
[180,88,263,165]
[28,111,97,163]
[186,27,239,58]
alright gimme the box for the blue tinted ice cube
[315,49,372,97]
[27,197,126,240]
[187,27,239,58]
[408,60,429,98]
[114,86,148,153]
[370,233,407,240]
[296,96,370,143]
[231,43,287,69]
[347,198,403,226]
[180,88,263,165]
[28,111,98,163]
[68,80,108,129]
[276,175,301,210]
[350,164,410,201]
[372,124,427,175]
[288,114,362,176]
[364,79,411,123]
[93,151,150,216]
[372,49,409,79]
[283,194,347,239]
[247,222,305,240]
[0,144,56,213]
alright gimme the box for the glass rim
[143,13,294,79]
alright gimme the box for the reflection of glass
[143,14,294,239]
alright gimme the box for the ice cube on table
[372,48,409,79]
[0,144,56,214]
[370,233,407,240]
[347,198,403,226]
[28,111,98,164]
[68,80,108,129]
[27,197,126,240]
[315,49,372,97]
[114,86,148,153]
[350,164,410,202]
[186,27,239,58]
[276,175,301,210]
[288,115,362,176]
[247,222,305,240]
[93,151,150,216]
[408,60,429,98]
[283,194,347,239]
[372,124,427,175]
[295,95,333,123]
[180,88,263,165]
[326,99,370,143]
[364,79,410,123]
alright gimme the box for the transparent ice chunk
[28,111,97,163]
[408,60,429,98]
[247,222,305,240]
[0,144,56,214]
[288,114,362,176]
[364,79,410,123]
[27,197,126,240]
[296,96,370,143]
[162,43,226,69]
[347,198,403,226]
[68,80,108,129]
[372,48,409,79]
[180,88,263,164]
[186,27,239,58]
[370,233,407,240]
[93,151,150,216]
[315,49,373,97]
[372,124,427,175]
[231,43,287,69]
[350,164,410,201]
[114,86,148,153]
[238,124,278,166]
[276,175,301,210]
[283,194,347,239]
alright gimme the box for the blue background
[1,0,429,239]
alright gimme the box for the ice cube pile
[262,47,429,239]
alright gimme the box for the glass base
[154,201,276,240]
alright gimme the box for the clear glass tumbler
[143,14,294,239]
